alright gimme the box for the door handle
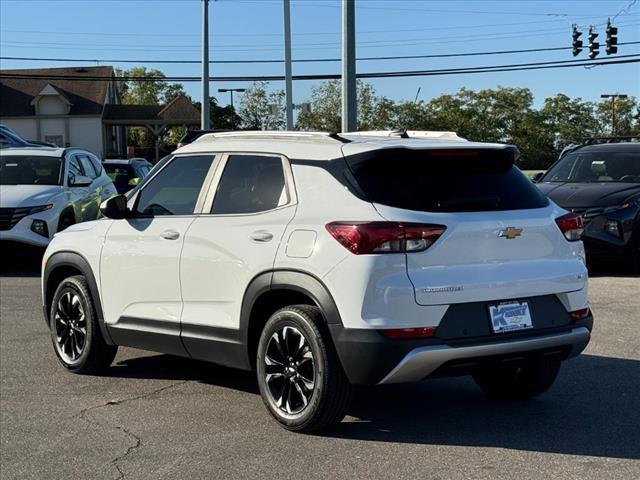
[160,230,180,240]
[250,230,274,242]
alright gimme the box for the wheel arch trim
[43,250,114,344]
[239,269,344,368]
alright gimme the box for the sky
[0,0,639,109]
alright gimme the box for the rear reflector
[378,327,437,339]
[326,222,446,255]
[569,307,590,322]
[555,212,584,241]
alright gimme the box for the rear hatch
[345,145,586,306]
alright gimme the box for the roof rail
[345,130,467,142]
[583,136,640,145]
[193,130,351,143]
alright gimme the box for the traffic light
[588,27,600,59]
[606,19,618,55]
[572,25,583,56]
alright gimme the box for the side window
[67,155,85,182]
[78,155,98,179]
[88,154,103,177]
[134,155,214,216]
[211,155,287,215]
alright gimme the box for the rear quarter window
[349,148,549,212]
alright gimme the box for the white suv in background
[42,131,592,432]
[0,147,117,247]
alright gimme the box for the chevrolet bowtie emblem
[498,227,523,239]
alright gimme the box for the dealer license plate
[489,301,533,334]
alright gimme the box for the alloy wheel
[263,326,316,415]
[53,291,87,363]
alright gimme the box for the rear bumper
[329,315,592,385]
[378,326,590,384]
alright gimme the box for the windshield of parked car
[542,150,640,183]
[0,155,62,185]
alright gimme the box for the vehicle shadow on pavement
[108,355,259,395]
[0,244,43,277]
[105,352,639,459]
[333,353,640,460]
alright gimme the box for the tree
[115,67,192,148]
[238,82,286,130]
[595,95,639,136]
[296,80,394,131]
[540,94,599,148]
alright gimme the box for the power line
[2,42,639,65]
[3,21,638,53]
[1,56,638,83]
[0,15,625,38]
[222,0,638,18]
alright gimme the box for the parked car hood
[0,184,63,208]
[537,182,640,208]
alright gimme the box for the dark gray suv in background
[536,141,640,270]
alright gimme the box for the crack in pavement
[73,381,188,480]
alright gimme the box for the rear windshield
[349,148,549,212]
[104,164,134,179]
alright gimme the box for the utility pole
[283,0,294,130]
[601,93,628,135]
[341,0,356,133]
[201,0,211,129]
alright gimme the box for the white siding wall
[0,118,37,140]
[69,117,103,156]
[2,116,103,155]
[38,97,67,115]
[40,118,66,146]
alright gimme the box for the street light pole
[601,93,628,136]
[218,88,246,111]
[283,0,294,130]
[201,0,210,129]
[341,0,356,133]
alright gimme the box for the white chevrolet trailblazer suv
[42,131,592,432]
[1,147,117,246]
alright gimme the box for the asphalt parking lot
[1,259,639,480]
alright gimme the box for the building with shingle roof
[0,66,124,156]
[0,66,200,159]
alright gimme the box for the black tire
[57,213,75,232]
[256,305,352,433]
[49,275,117,374]
[473,358,561,400]
[630,222,640,273]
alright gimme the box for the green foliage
[238,82,286,130]
[115,67,191,148]
[296,80,395,131]
[297,81,638,169]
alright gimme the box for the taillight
[325,222,446,255]
[378,327,437,339]
[555,212,584,241]
[569,307,590,322]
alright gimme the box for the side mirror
[100,194,129,219]
[532,172,544,183]
[69,174,92,187]
[128,177,141,187]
